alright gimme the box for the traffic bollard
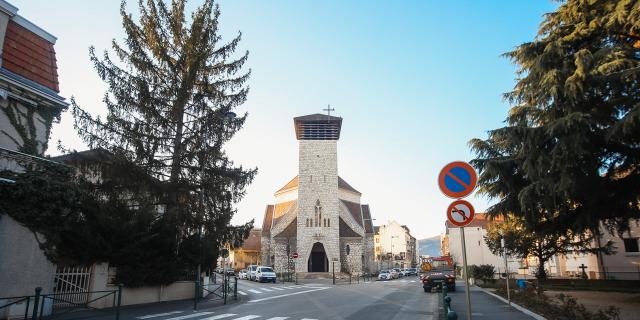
[116,284,123,320]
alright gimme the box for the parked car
[392,268,403,278]
[255,266,277,283]
[406,268,418,276]
[248,264,258,281]
[225,268,235,277]
[378,270,391,281]
[388,269,399,279]
[238,269,248,280]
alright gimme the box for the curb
[475,286,546,320]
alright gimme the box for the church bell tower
[294,112,342,272]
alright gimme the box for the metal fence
[0,286,123,320]
[194,276,237,310]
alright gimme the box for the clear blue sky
[15,0,558,240]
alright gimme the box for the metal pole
[460,227,472,320]
[31,287,41,320]
[502,238,510,305]
[333,261,337,284]
[194,280,199,310]
[116,284,123,320]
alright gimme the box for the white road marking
[260,287,273,292]
[270,287,285,290]
[230,316,261,320]
[136,311,183,319]
[282,286,297,289]
[300,319,318,320]
[165,312,214,320]
[265,317,289,320]
[237,290,248,296]
[247,289,262,294]
[249,287,331,303]
[202,314,237,320]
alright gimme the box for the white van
[247,264,258,281]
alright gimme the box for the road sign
[446,199,475,227]
[292,252,299,259]
[438,161,477,199]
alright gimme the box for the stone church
[261,114,375,274]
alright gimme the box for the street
[51,277,439,320]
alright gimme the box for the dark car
[421,272,456,292]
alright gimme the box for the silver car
[238,269,248,280]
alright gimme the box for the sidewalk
[446,281,539,320]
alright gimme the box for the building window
[346,245,350,255]
[327,219,330,227]
[623,238,639,253]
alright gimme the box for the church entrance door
[308,242,329,272]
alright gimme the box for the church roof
[261,205,274,236]
[339,217,361,238]
[341,200,363,227]
[294,113,342,122]
[274,175,361,195]
[273,218,297,238]
[294,114,342,140]
[361,204,374,234]
[272,200,296,226]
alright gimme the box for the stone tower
[294,114,342,272]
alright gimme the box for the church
[261,113,375,274]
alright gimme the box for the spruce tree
[72,0,255,284]
[471,0,640,238]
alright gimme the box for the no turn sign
[292,252,299,259]
[446,199,475,227]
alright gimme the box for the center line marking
[248,287,330,303]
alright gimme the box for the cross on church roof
[323,104,335,117]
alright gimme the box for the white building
[374,220,418,270]
[444,214,521,274]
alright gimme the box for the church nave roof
[274,175,361,195]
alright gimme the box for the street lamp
[391,235,399,269]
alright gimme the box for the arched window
[346,245,351,255]
[327,219,330,227]
[315,200,322,227]
[305,218,309,227]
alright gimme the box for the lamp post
[197,111,237,290]
[391,235,399,269]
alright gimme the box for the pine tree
[72,0,256,284]
[470,0,640,238]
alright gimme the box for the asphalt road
[50,276,439,320]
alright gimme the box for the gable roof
[238,229,261,251]
[261,205,274,236]
[341,200,363,227]
[274,175,361,195]
[339,217,361,238]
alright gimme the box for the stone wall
[273,237,297,273]
[296,140,341,272]
[339,238,363,274]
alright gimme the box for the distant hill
[418,235,441,257]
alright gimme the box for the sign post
[439,161,477,320]
[446,199,475,320]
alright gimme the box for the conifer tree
[471,0,640,238]
[72,0,255,284]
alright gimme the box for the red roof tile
[239,229,261,251]
[3,20,59,92]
